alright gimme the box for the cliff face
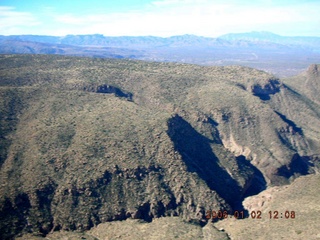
[0,55,319,239]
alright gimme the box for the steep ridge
[282,64,320,105]
[0,55,319,238]
[270,65,320,157]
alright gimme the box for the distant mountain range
[219,31,320,49]
[1,31,320,76]
[2,31,320,49]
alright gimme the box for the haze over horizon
[1,0,319,37]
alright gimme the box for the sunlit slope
[215,173,320,240]
[0,55,319,238]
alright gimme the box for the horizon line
[1,31,320,38]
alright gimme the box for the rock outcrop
[250,78,281,100]
[83,84,133,101]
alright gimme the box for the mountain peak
[307,64,319,77]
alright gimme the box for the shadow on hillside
[274,111,303,135]
[166,114,266,212]
[235,155,267,198]
[277,153,313,179]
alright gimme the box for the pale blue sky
[0,0,319,37]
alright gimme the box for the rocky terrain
[15,174,320,240]
[0,54,319,239]
[215,173,320,240]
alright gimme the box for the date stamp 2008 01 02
[205,210,296,220]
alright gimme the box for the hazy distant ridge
[1,31,320,77]
[2,31,320,49]
[218,31,320,49]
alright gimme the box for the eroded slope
[0,55,319,239]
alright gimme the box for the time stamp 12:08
[205,210,296,219]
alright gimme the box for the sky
[0,0,319,37]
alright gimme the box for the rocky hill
[0,55,319,239]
